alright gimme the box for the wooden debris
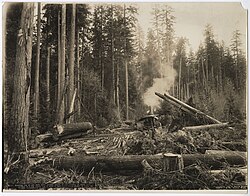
[182,123,229,132]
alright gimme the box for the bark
[100,6,104,92]
[55,122,92,136]
[124,4,129,120]
[68,4,76,120]
[178,56,182,100]
[76,27,80,119]
[46,47,51,112]
[182,123,229,132]
[7,4,34,184]
[57,10,61,116]
[34,2,41,120]
[52,152,246,172]
[10,3,34,153]
[68,88,77,123]
[111,5,115,104]
[58,4,66,124]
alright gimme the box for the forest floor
[18,123,247,191]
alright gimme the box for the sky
[137,2,247,52]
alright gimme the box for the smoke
[143,64,177,108]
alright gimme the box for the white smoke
[143,64,177,108]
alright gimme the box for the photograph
[2,2,247,191]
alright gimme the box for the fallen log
[182,123,229,132]
[220,141,246,151]
[52,152,246,172]
[182,154,246,169]
[205,150,246,157]
[55,122,92,136]
[155,92,221,124]
[35,133,54,143]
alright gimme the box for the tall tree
[34,2,41,121]
[8,1,34,165]
[58,4,66,124]
[46,46,51,112]
[68,4,76,122]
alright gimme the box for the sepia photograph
[2,1,247,191]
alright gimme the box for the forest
[3,2,247,190]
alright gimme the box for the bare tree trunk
[100,6,104,92]
[68,4,76,123]
[111,5,115,105]
[124,4,129,120]
[34,2,41,121]
[58,4,66,124]
[57,10,61,116]
[46,47,51,112]
[10,2,34,157]
[178,56,182,100]
[76,27,80,119]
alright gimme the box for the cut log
[182,123,229,132]
[58,132,88,140]
[55,122,92,136]
[205,150,246,157]
[52,152,246,172]
[35,133,54,143]
[182,154,246,169]
[155,92,221,124]
[220,141,246,151]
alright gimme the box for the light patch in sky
[137,2,247,51]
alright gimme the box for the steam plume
[143,64,176,108]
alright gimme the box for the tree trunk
[58,4,66,124]
[57,9,61,118]
[68,4,76,122]
[111,5,115,104]
[46,47,51,112]
[52,152,246,172]
[55,122,92,136]
[76,27,80,119]
[7,4,34,184]
[34,2,41,121]
[182,123,229,132]
[124,4,129,120]
[178,56,182,100]
[100,6,104,92]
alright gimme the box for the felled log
[55,122,92,136]
[52,152,246,172]
[182,154,246,169]
[182,123,229,132]
[35,133,54,143]
[220,141,246,151]
[155,92,221,124]
[205,150,246,157]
